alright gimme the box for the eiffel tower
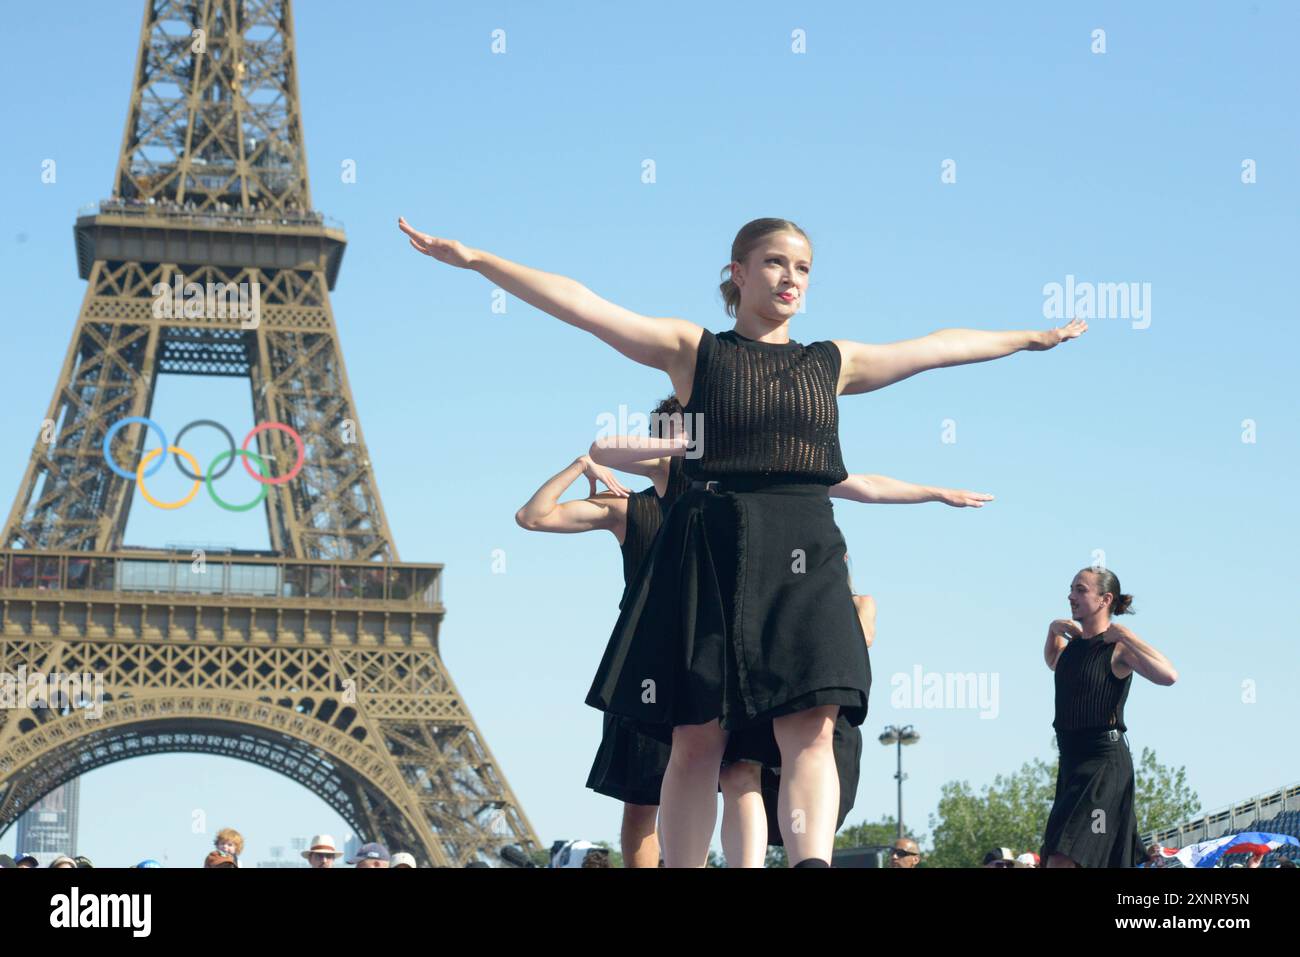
[0,0,539,867]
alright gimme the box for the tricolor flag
[1169,831,1299,868]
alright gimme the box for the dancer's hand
[1049,618,1083,640]
[1101,622,1134,644]
[578,454,631,498]
[936,488,995,508]
[1028,318,1088,350]
[398,217,478,268]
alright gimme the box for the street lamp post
[878,724,921,839]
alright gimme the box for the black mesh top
[619,456,687,586]
[682,329,848,485]
[1053,634,1132,732]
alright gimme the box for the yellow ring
[137,446,201,509]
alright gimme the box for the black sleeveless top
[682,329,849,485]
[1053,634,1132,732]
[619,457,687,586]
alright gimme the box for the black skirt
[586,480,871,762]
[1041,729,1146,868]
[585,713,673,806]
[759,718,863,847]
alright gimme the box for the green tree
[836,814,911,849]
[927,758,1056,868]
[1133,746,1200,837]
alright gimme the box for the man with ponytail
[1041,567,1178,867]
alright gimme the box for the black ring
[172,419,236,480]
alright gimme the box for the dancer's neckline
[726,329,801,351]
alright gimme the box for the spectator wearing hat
[204,851,238,869]
[214,827,244,868]
[49,856,77,868]
[14,853,39,868]
[390,852,417,869]
[888,838,921,869]
[1015,852,1040,868]
[982,847,1016,868]
[348,843,390,868]
[301,834,344,868]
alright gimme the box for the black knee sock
[793,857,830,868]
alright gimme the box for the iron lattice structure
[0,0,539,867]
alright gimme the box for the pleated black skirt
[759,718,863,847]
[585,713,673,806]
[1041,729,1146,868]
[585,480,871,763]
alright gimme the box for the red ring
[240,422,306,485]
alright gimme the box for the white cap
[390,852,417,868]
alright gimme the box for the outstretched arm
[829,473,994,507]
[399,218,703,385]
[515,455,630,538]
[833,319,1087,396]
[1106,624,1178,686]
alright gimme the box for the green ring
[205,449,270,512]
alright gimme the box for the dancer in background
[1042,567,1177,867]
[400,213,1083,866]
[516,396,771,866]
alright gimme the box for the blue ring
[102,417,169,480]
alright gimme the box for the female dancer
[594,429,993,858]
[514,401,892,867]
[1041,567,1178,868]
[513,398,729,867]
[399,213,1083,866]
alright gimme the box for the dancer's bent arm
[588,434,692,471]
[834,319,1088,396]
[515,455,629,539]
[399,218,702,389]
[1044,619,1081,670]
[830,474,993,507]
[1105,624,1178,685]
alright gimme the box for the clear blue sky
[2,1,1297,866]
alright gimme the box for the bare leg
[718,761,766,868]
[659,720,728,867]
[774,705,840,864]
[621,803,660,868]
[1046,853,1078,868]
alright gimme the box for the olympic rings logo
[102,418,305,512]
